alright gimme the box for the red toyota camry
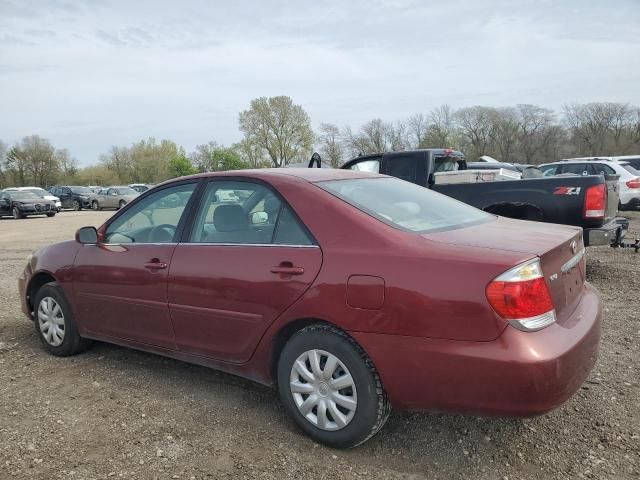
[18,168,601,448]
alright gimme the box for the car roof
[171,168,385,184]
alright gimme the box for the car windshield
[25,188,48,197]
[11,192,40,200]
[318,177,492,233]
[70,187,92,194]
[116,187,138,195]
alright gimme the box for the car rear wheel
[118,200,126,209]
[33,282,91,357]
[12,207,23,219]
[277,324,390,448]
[72,200,81,211]
[91,200,100,211]
[46,212,56,217]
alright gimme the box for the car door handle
[144,260,168,270]
[270,264,304,275]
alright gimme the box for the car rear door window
[188,181,313,245]
[560,163,589,175]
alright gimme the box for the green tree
[238,96,314,167]
[190,142,248,171]
[167,152,196,178]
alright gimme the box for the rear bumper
[620,197,640,211]
[350,283,601,416]
[584,217,628,246]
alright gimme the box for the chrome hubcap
[289,349,357,431]
[37,297,65,347]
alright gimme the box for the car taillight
[583,184,606,219]
[626,178,640,189]
[486,258,556,332]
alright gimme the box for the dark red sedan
[18,169,601,448]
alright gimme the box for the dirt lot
[0,211,638,480]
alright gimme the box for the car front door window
[105,183,196,244]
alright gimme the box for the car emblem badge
[570,240,577,254]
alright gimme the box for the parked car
[2,187,61,210]
[19,169,601,448]
[539,158,640,211]
[90,186,139,210]
[129,183,151,193]
[48,186,93,210]
[339,149,627,247]
[1,190,56,219]
[612,155,640,171]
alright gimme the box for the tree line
[1,99,639,188]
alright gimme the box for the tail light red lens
[626,178,640,189]
[583,184,606,219]
[486,258,556,331]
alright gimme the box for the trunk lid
[424,217,586,322]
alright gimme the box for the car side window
[188,181,313,245]
[348,159,380,173]
[590,164,615,175]
[104,183,196,244]
[560,164,589,175]
[386,156,417,181]
[539,165,558,176]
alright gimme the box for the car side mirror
[75,226,98,244]
[251,211,268,224]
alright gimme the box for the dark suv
[49,186,93,210]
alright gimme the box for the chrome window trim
[179,242,319,248]
[90,242,318,248]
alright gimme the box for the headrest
[213,204,247,232]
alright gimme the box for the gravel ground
[0,211,638,480]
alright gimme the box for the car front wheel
[277,324,390,448]
[72,200,81,211]
[12,207,23,219]
[118,200,126,209]
[33,282,91,356]
[91,200,100,211]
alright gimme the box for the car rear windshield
[621,164,640,176]
[71,187,92,194]
[317,177,492,233]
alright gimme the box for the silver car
[90,186,139,210]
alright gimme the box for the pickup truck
[311,149,628,247]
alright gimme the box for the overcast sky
[1,0,639,165]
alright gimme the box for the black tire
[33,282,91,357]
[91,200,100,211]
[12,207,23,219]
[46,212,56,218]
[72,200,81,211]
[277,324,390,448]
[118,200,126,209]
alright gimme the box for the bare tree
[5,135,59,187]
[238,96,314,167]
[490,108,521,162]
[424,104,457,148]
[407,113,428,148]
[455,106,497,159]
[317,123,344,167]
